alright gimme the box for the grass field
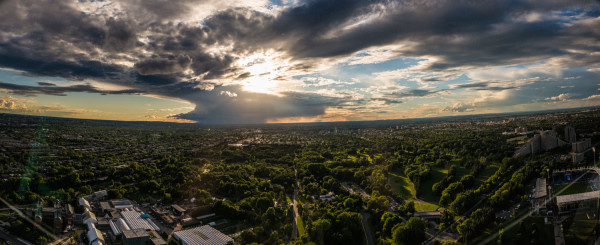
[507,135,528,143]
[471,208,553,245]
[418,166,446,203]
[297,216,306,236]
[475,165,499,186]
[414,200,441,211]
[502,216,554,245]
[554,182,592,196]
[390,163,473,205]
[389,173,441,211]
[565,209,599,244]
[389,173,416,200]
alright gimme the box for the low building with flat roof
[534,178,548,210]
[122,229,166,245]
[173,225,233,245]
[122,229,149,245]
[414,211,442,220]
[100,202,112,213]
[111,199,134,210]
[556,190,600,212]
[172,204,187,215]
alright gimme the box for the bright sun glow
[237,51,285,94]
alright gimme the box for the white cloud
[219,91,238,97]
[545,93,571,101]
[584,94,600,101]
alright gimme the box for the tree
[392,217,427,245]
[309,219,332,245]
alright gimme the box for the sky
[0,0,599,124]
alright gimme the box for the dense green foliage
[0,108,599,244]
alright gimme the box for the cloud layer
[0,0,599,123]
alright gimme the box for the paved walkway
[290,168,300,241]
[553,216,567,245]
[360,211,374,245]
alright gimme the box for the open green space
[554,182,592,196]
[297,216,306,236]
[414,200,441,211]
[389,173,416,200]
[564,209,600,244]
[390,163,475,205]
[507,135,528,143]
[500,217,554,245]
[471,207,553,245]
[417,166,446,203]
[389,173,440,211]
[475,165,499,186]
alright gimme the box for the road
[0,229,28,245]
[554,219,565,245]
[360,211,374,245]
[48,236,73,245]
[290,168,300,240]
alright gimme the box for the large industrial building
[173,225,234,245]
[120,210,160,231]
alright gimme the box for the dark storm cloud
[385,89,442,99]
[172,85,355,124]
[373,98,404,105]
[274,0,600,70]
[37,82,56,86]
[134,56,192,75]
[0,81,142,96]
[104,18,138,52]
[119,0,208,20]
[451,81,516,91]
[0,43,124,80]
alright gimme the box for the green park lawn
[554,182,592,196]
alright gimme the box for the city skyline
[0,0,599,124]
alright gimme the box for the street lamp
[593,147,596,166]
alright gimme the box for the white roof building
[83,210,97,226]
[121,211,158,231]
[87,223,104,245]
[85,190,108,201]
[173,225,233,245]
[556,190,600,205]
[79,198,91,210]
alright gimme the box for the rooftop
[173,225,233,245]
[100,202,112,210]
[414,211,442,217]
[122,229,149,239]
[172,204,186,213]
[556,190,600,205]
[534,178,547,199]
[121,210,158,231]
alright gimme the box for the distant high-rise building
[513,130,568,158]
[565,126,576,143]
[572,138,592,153]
